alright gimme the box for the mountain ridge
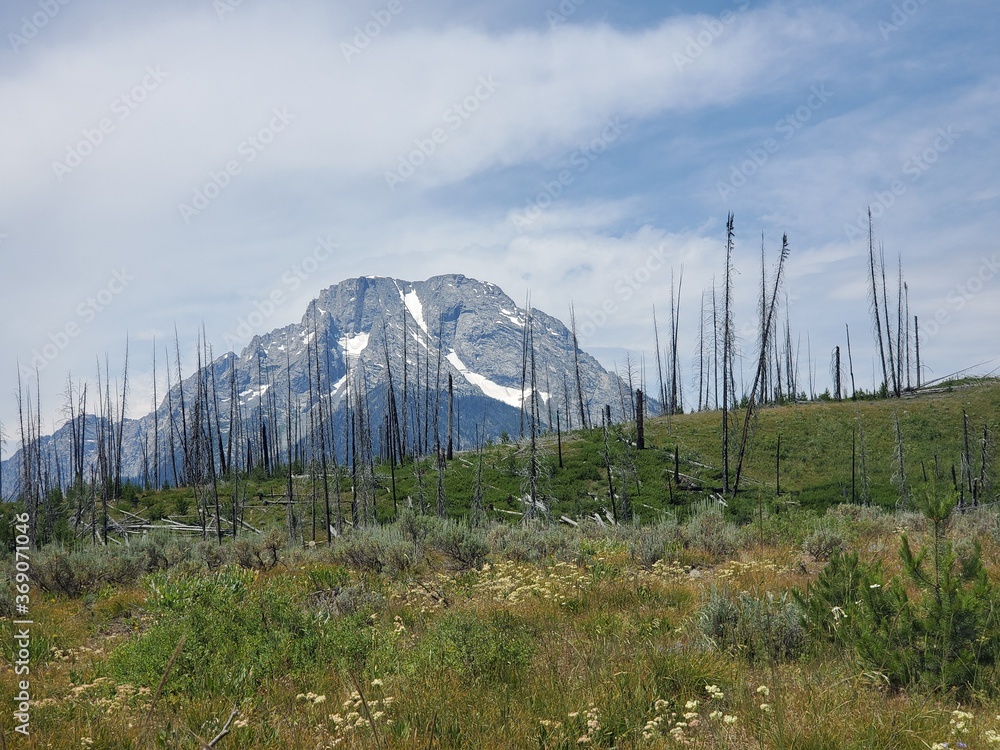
[2,273,635,498]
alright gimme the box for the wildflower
[685,700,699,710]
[371,678,384,687]
[760,703,773,713]
[577,736,591,744]
[568,711,580,719]
[709,710,723,720]
[756,685,770,697]
[723,715,738,725]
[313,695,327,704]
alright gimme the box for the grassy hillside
[2,381,999,748]
[46,377,999,538]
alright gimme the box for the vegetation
[1,211,998,745]
[2,494,1000,748]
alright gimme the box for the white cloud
[1,0,998,454]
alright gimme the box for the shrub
[685,505,738,560]
[30,546,144,597]
[628,520,682,569]
[803,526,846,561]
[486,521,575,563]
[698,588,805,663]
[431,521,489,570]
[336,534,386,574]
[232,529,285,571]
[193,540,226,571]
[310,584,384,618]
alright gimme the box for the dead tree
[845,324,858,399]
[831,346,842,401]
[636,390,645,450]
[569,304,588,430]
[867,210,890,396]
[732,233,790,495]
[667,269,683,414]
[721,213,735,494]
[653,305,667,413]
[880,244,899,397]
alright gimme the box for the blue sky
[1,0,998,456]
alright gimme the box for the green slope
[66,379,1000,538]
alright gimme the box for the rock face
[2,274,635,494]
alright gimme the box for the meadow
[2,380,1000,748]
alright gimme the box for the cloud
[1,0,998,454]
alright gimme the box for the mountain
[2,274,637,497]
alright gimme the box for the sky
[1,0,999,459]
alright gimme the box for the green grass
[3,503,1000,748]
[4,381,999,747]
[89,378,1000,538]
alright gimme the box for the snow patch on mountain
[446,350,549,409]
[499,308,524,328]
[403,289,429,337]
[339,332,370,360]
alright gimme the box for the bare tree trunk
[447,373,454,461]
[671,268,683,413]
[401,305,409,459]
[570,304,588,430]
[867,210,890,396]
[697,293,706,411]
[114,338,129,499]
[165,351,180,486]
[285,350,296,544]
[602,410,617,523]
[711,281,719,410]
[732,233,789,495]
[653,305,667,413]
[845,324,857,399]
[151,340,159,490]
[174,325,190,483]
[880,245,899,397]
[904,281,912,391]
[636,390,645,450]
[721,213,735,494]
